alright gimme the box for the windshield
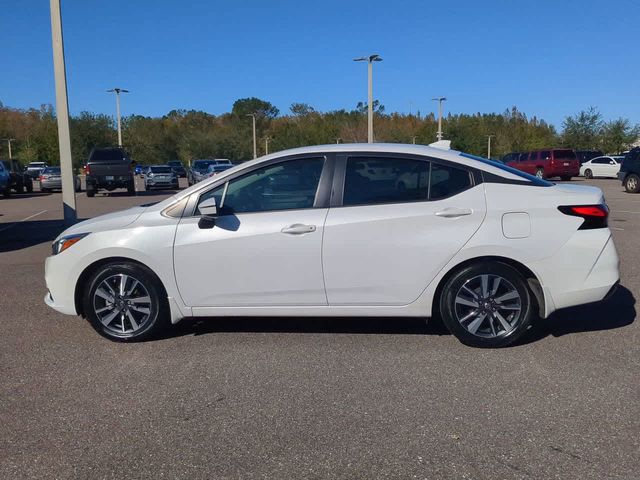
[554,149,576,160]
[459,153,553,186]
[168,161,182,167]
[208,165,232,172]
[193,160,218,171]
[29,162,46,167]
[149,166,173,173]
[43,167,61,174]
[90,148,127,161]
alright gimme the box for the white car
[579,156,623,179]
[44,143,619,348]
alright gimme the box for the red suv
[505,149,579,180]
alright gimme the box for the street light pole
[431,96,447,141]
[354,54,383,143]
[107,87,129,147]
[411,136,418,145]
[486,134,496,159]
[49,0,76,225]
[1,138,15,160]
[246,114,257,159]
[334,137,342,144]
[264,136,271,155]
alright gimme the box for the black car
[1,159,33,193]
[167,160,186,178]
[85,147,135,197]
[618,147,640,193]
[575,150,603,165]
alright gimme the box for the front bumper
[44,255,78,315]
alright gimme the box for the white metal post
[115,91,122,147]
[367,61,373,143]
[252,115,257,158]
[432,97,446,141]
[487,134,495,159]
[49,0,77,225]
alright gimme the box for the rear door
[322,154,486,305]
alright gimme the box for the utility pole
[334,137,342,144]
[1,138,15,159]
[107,87,129,147]
[432,96,447,141]
[49,0,76,225]
[486,134,496,159]
[354,54,383,143]
[263,136,271,155]
[411,136,418,145]
[246,114,257,159]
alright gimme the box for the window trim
[332,152,477,208]
[186,153,335,217]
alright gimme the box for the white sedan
[579,156,623,179]
[44,143,619,348]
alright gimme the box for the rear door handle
[435,208,473,218]
[281,224,316,234]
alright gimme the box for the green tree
[562,107,603,150]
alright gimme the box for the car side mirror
[198,197,218,229]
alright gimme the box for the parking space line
[0,210,48,233]
[610,227,624,231]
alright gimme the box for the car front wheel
[439,262,534,348]
[83,262,169,341]
[584,169,593,179]
[624,174,640,193]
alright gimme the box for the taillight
[558,204,609,230]
[85,165,91,175]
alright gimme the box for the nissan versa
[44,143,619,348]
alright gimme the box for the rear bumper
[545,233,619,312]
[87,175,133,188]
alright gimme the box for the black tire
[439,262,535,348]
[17,183,25,194]
[127,182,136,196]
[26,181,33,193]
[40,187,49,193]
[560,175,572,181]
[624,174,640,193]
[535,168,544,179]
[83,261,169,341]
[86,185,95,197]
[584,169,593,179]
[2,188,9,198]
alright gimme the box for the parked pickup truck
[85,147,135,197]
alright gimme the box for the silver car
[143,165,179,191]
[39,167,81,192]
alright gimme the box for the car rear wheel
[86,185,95,197]
[26,181,33,193]
[624,174,640,193]
[439,262,534,348]
[535,168,544,179]
[584,169,593,179]
[560,175,572,181]
[127,183,136,195]
[83,262,169,341]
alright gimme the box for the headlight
[52,233,90,255]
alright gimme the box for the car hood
[54,205,149,241]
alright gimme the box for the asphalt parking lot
[0,177,638,479]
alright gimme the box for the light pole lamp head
[107,88,130,94]
[353,54,383,63]
[431,97,447,102]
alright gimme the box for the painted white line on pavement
[610,227,625,231]
[0,210,48,233]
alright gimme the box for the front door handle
[435,208,473,218]
[281,224,316,234]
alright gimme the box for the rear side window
[342,157,472,206]
[554,149,576,160]
[540,150,551,161]
[460,153,554,186]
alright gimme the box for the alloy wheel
[628,176,638,191]
[92,273,152,335]
[454,274,522,338]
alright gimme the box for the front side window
[196,157,324,215]
[540,150,551,161]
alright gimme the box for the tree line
[0,98,637,167]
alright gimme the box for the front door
[322,155,486,305]
[174,156,330,306]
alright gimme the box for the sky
[1,0,638,128]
